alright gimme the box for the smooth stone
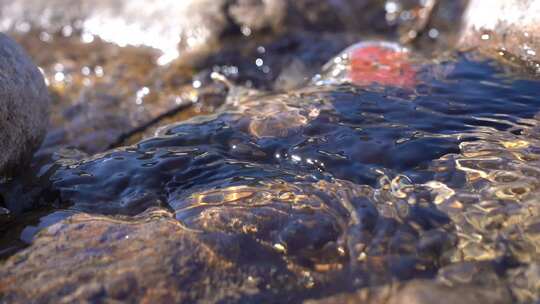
[0,33,49,176]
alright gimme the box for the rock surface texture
[460,0,540,70]
[0,33,49,176]
[0,0,230,64]
[2,1,540,304]
[0,0,444,64]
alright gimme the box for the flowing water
[2,49,540,302]
[0,2,539,300]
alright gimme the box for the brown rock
[307,279,513,304]
[0,210,305,303]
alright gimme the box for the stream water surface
[0,4,539,302]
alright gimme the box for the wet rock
[307,279,513,304]
[437,262,504,287]
[1,0,374,65]
[0,210,310,303]
[9,31,225,163]
[427,113,540,266]
[311,261,517,303]
[174,179,454,274]
[460,0,540,71]
[178,0,469,75]
[0,0,388,50]
[0,181,456,302]
[228,0,389,34]
[0,33,49,176]
[229,0,466,47]
[3,8,540,302]
[33,54,540,303]
[0,0,230,64]
[507,262,540,303]
[396,0,469,50]
[187,32,363,90]
[48,55,540,215]
[1,0,466,65]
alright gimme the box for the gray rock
[460,0,540,68]
[0,33,49,176]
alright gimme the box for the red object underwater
[347,42,417,88]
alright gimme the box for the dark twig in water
[400,0,439,44]
[107,101,195,150]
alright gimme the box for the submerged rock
[0,180,455,302]
[0,33,49,176]
[307,279,513,304]
[8,28,227,163]
[0,54,530,302]
[0,210,308,303]
[2,3,540,302]
[1,0,354,64]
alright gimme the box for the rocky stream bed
[0,1,540,303]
